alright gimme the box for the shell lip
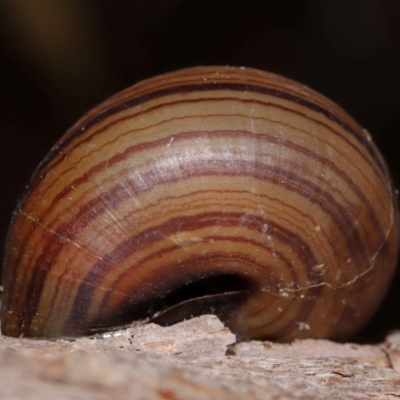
[148,290,249,327]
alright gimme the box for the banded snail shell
[1,66,398,341]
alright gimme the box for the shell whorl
[1,66,398,341]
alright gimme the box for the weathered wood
[1,315,400,399]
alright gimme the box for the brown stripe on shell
[55,153,384,339]
[4,133,395,337]
[1,66,398,341]
[6,113,387,297]
[4,130,395,335]
[7,128,386,300]
[35,84,387,179]
[38,97,387,189]
[25,66,390,193]
[65,213,317,321]
[10,153,387,336]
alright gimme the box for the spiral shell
[1,66,398,341]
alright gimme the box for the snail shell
[1,66,398,341]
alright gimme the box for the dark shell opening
[88,274,249,337]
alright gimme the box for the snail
[1,66,398,341]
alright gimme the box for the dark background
[0,0,399,341]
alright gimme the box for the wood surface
[1,315,400,399]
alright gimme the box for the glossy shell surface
[1,66,398,340]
